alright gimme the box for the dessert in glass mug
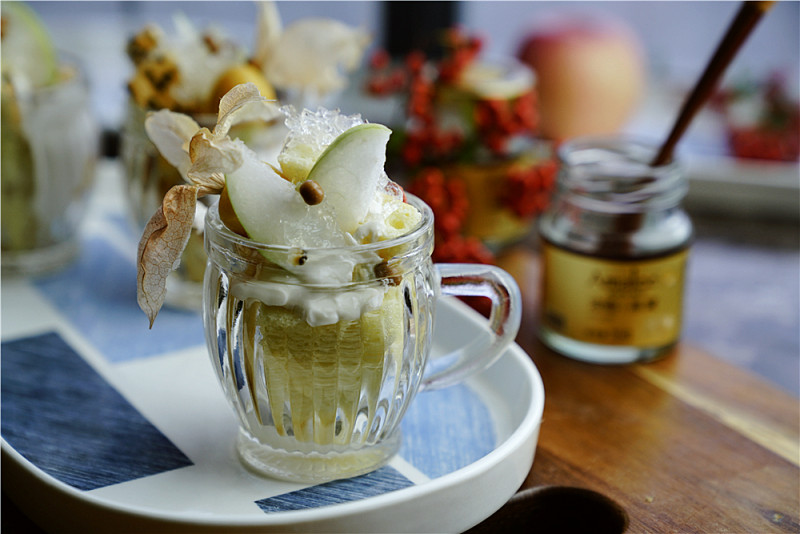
[137,84,521,483]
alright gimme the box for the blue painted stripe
[255,466,413,513]
[1,332,193,491]
[32,235,205,362]
[400,383,495,479]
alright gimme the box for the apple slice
[306,123,391,234]
[224,152,370,284]
[226,150,327,247]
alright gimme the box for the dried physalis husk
[144,109,200,179]
[137,185,199,327]
[137,82,282,325]
[257,17,369,95]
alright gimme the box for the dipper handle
[651,1,775,167]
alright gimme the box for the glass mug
[1,61,98,275]
[203,195,521,483]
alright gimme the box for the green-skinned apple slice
[225,150,343,248]
[224,145,365,285]
[306,123,391,234]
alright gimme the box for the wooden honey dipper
[651,1,776,167]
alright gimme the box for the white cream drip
[230,277,386,327]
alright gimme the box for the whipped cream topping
[222,193,416,327]
[230,277,386,327]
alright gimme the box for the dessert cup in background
[367,29,557,259]
[1,60,98,276]
[119,18,282,310]
[121,7,367,309]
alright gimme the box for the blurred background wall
[27,1,799,133]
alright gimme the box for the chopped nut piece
[374,261,402,285]
[203,33,221,54]
[299,179,324,205]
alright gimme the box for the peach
[518,15,645,141]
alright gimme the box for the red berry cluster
[431,233,495,265]
[407,167,494,264]
[437,27,483,84]
[407,167,469,234]
[402,53,465,168]
[365,49,406,95]
[475,91,539,155]
[365,27,539,167]
[712,73,800,162]
[500,159,558,218]
[728,127,799,162]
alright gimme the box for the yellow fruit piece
[383,199,422,240]
[242,285,404,445]
[357,195,423,260]
[278,142,317,184]
[212,64,276,108]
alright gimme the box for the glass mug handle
[421,263,522,391]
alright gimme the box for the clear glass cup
[1,62,98,275]
[203,194,521,483]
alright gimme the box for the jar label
[541,243,688,347]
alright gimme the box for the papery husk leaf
[137,185,199,327]
[186,129,245,192]
[215,82,282,137]
[263,19,369,94]
[144,110,201,179]
[253,1,282,69]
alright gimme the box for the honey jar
[538,137,693,363]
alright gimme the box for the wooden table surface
[468,247,800,533]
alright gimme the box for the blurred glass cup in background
[1,59,99,276]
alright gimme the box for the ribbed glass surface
[206,266,434,455]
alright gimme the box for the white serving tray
[2,294,543,533]
[1,174,544,532]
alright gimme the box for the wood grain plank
[517,339,799,533]
[632,359,799,466]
